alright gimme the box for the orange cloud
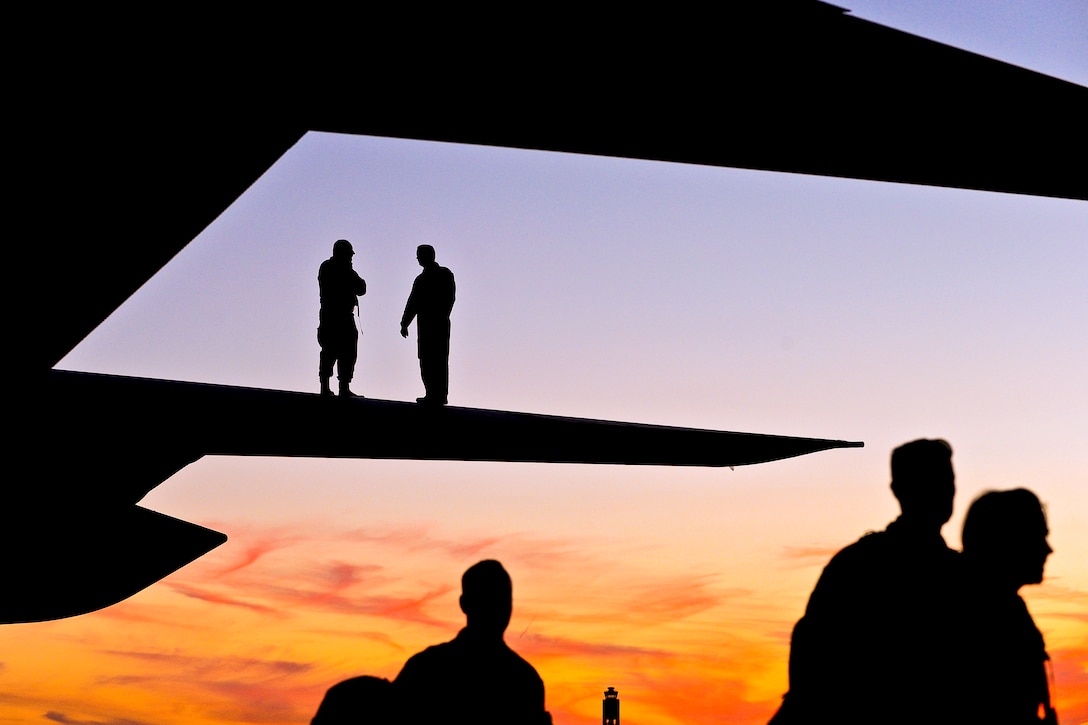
[518,631,670,661]
[45,713,157,725]
[78,649,324,724]
[629,671,777,725]
[626,580,749,621]
[169,583,283,616]
[1050,643,1088,724]
[97,650,314,678]
[779,544,840,563]
[199,523,311,577]
[340,523,593,572]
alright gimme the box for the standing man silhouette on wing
[400,244,455,406]
[318,239,367,397]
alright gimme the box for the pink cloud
[625,578,747,620]
[89,668,312,716]
[518,631,670,661]
[632,671,777,725]
[228,574,456,627]
[169,583,282,616]
[779,544,840,563]
[209,530,308,577]
[97,649,314,677]
[1050,643,1088,724]
[45,713,157,725]
[84,647,325,722]
[340,523,594,573]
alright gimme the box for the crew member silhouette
[400,244,455,406]
[769,438,960,725]
[958,489,1057,724]
[318,239,367,397]
[392,559,552,725]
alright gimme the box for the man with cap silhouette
[318,239,367,397]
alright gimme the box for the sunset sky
[3,3,1086,724]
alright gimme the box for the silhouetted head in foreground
[963,488,1052,592]
[416,244,437,268]
[389,558,550,724]
[890,438,955,531]
[460,560,513,640]
[333,239,354,261]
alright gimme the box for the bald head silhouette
[459,560,513,640]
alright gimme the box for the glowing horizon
[3,455,1086,723]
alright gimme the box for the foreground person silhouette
[400,244,455,406]
[311,560,550,725]
[393,560,552,725]
[318,239,367,397]
[959,489,1057,724]
[311,675,393,725]
[769,438,960,725]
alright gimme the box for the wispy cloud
[519,631,670,660]
[631,671,778,725]
[625,578,747,621]
[45,713,156,725]
[206,526,310,577]
[521,574,752,633]
[540,647,784,725]
[18,514,992,725]
[1050,642,1088,725]
[210,554,456,627]
[80,648,326,723]
[97,650,314,680]
[158,521,605,631]
[169,583,283,616]
[267,583,456,626]
[779,544,840,563]
[1042,610,1088,624]
[340,524,591,572]
[317,628,406,651]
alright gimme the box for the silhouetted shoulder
[809,530,893,590]
[810,524,959,607]
[837,523,955,564]
[395,639,459,679]
[397,636,543,690]
[394,632,547,725]
[825,529,887,564]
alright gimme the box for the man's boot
[339,379,360,398]
[320,375,333,397]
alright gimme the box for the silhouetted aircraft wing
[44,370,863,504]
[2,507,225,625]
[3,370,860,623]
